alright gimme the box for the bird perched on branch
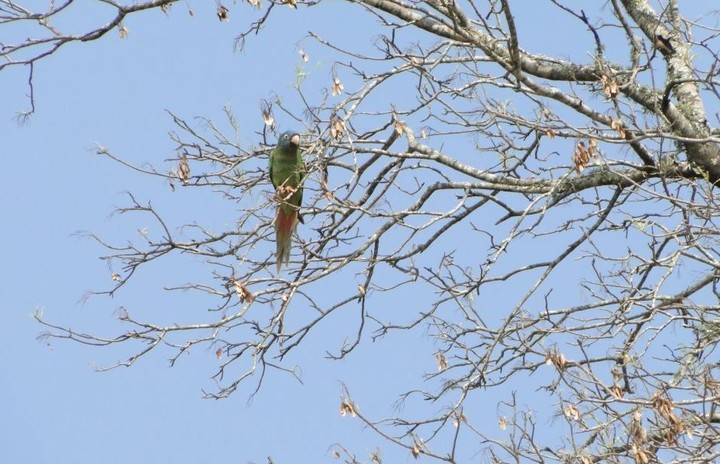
[269,130,305,271]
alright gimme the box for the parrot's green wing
[269,147,278,190]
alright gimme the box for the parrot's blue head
[277,131,300,151]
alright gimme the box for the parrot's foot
[276,185,297,201]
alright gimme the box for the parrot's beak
[290,134,300,147]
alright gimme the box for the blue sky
[1,4,413,462]
[0,3,636,462]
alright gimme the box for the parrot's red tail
[275,206,298,272]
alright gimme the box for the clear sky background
[1,4,402,462]
[2,2,711,463]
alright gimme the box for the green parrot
[269,130,305,271]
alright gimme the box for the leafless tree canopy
[12,0,720,461]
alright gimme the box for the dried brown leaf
[631,444,650,464]
[600,74,619,99]
[572,140,597,173]
[339,397,357,417]
[498,416,507,430]
[215,348,222,360]
[546,350,567,370]
[411,444,421,459]
[234,281,255,303]
[611,119,626,138]
[652,393,674,421]
[118,26,129,39]
[633,410,643,423]
[261,100,275,128]
[331,77,344,96]
[217,5,229,21]
[435,352,448,371]
[298,49,308,62]
[563,404,580,421]
[178,155,190,184]
[330,118,344,140]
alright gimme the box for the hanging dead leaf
[330,118,345,139]
[563,404,580,421]
[633,410,643,423]
[420,127,427,139]
[111,272,121,282]
[652,393,674,421]
[600,74,619,99]
[215,348,222,360]
[261,100,275,128]
[357,284,366,297]
[178,155,190,184]
[339,397,357,417]
[370,449,381,464]
[611,119,626,138]
[234,281,255,303]
[498,416,507,430]
[631,443,650,464]
[411,444,421,459]
[546,128,556,139]
[609,385,624,399]
[298,49,309,62]
[331,76,344,96]
[118,26,129,39]
[217,5,229,21]
[282,0,297,7]
[247,0,262,8]
[332,450,341,459]
[435,352,448,371]
[572,140,597,173]
[546,349,567,370]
